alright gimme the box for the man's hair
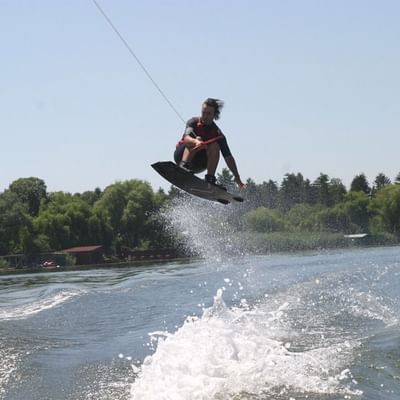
[203,98,224,120]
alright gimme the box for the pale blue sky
[1,0,399,193]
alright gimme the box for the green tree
[79,187,102,206]
[0,190,33,254]
[342,191,371,232]
[155,188,168,206]
[315,191,370,233]
[329,178,347,205]
[312,173,330,206]
[258,180,279,209]
[25,232,51,254]
[95,180,166,252]
[88,206,113,249]
[35,192,93,250]
[242,207,285,233]
[316,206,353,233]
[371,173,391,195]
[8,177,47,216]
[312,174,346,207]
[350,173,371,195]
[279,173,306,211]
[303,178,315,205]
[285,203,322,232]
[369,184,400,235]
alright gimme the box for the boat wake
[130,288,361,400]
[0,289,81,321]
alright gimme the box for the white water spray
[130,289,360,399]
[160,195,247,262]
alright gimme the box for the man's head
[201,98,224,124]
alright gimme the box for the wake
[130,288,361,400]
[0,289,81,321]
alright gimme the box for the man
[174,98,245,189]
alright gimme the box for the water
[0,247,399,399]
[0,198,399,399]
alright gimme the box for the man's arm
[183,127,203,148]
[224,155,245,188]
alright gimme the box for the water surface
[1,246,399,399]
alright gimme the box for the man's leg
[206,142,220,177]
[174,144,193,172]
[181,147,191,163]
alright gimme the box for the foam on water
[0,289,81,321]
[130,289,360,400]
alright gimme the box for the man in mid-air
[174,98,245,189]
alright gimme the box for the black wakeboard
[151,161,244,205]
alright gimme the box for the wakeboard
[151,161,244,205]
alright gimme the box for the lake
[1,245,399,399]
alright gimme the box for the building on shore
[63,245,105,265]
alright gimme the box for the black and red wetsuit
[174,117,232,173]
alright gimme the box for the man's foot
[205,174,227,190]
[178,160,193,173]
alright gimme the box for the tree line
[1,170,400,261]
[0,178,169,258]
[232,171,400,237]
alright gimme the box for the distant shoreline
[0,256,192,276]
[1,239,399,277]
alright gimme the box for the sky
[1,0,399,194]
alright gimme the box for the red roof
[63,245,103,253]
